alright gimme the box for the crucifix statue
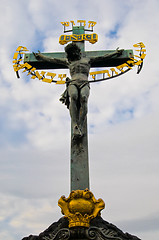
[14,20,146,238]
[32,45,124,191]
[33,43,123,139]
[20,21,137,192]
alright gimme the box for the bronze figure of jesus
[34,43,123,139]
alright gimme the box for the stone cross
[24,24,133,191]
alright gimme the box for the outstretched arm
[33,51,69,66]
[90,48,124,65]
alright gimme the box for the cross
[23,23,133,192]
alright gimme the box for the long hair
[65,43,81,61]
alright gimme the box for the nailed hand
[116,47,124,55]
[33,50,41,60]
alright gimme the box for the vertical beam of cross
[71,118,89,191]
[70,26,89,191]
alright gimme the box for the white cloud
[0,0,159,240]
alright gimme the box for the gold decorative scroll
[59,33,98,45]
[13,46,66,84]
[60,20,97,28]
[90,42,146,81]
[13,42,146,84]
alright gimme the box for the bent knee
[70,92,78,101]
[80,95,88,103]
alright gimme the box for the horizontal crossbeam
[24,49,133,70]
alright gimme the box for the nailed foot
[73,125,83,140]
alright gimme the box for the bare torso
[69,58,91,81]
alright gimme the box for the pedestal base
[22,216,141,240]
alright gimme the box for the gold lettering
[134,53,146,60]
[133,42,145,48]
[116,65,125,72]
[59,35,67,45]
[77,20,86,26]
[23,63,32,72]
[24,63,32,69]
[46,72,56,79]
[59,35,65,41]
[135,49,146,52]
[22,68,28,73]
[60,20,97,28]
[40,71,46,76]
[66,35,70,41]
[89,34,98,44]
[13,64,19,72]
[13,52,19,59]
[90,70,110,77]
[139,42,145,48]
[90,70,101,75]
[59,33,98,45]
[35,71,43,80]
[31,75,36,79]
[90,71,99,75]
[22,47,29,51]
[42,78,52,83]
[13,59,22,64]
[130,57,139,62]
[70,21,75,26]
[91,75,96,80]
[116,63,132,72]
[58,74,66,81]
[71,35,77,41]
[56,74,66,84]
[30,67,36,72]
[127,60,135,66]
[110,68,118,75]
[86,35,91,40]
[88,21,97,28]
[16,46,23,52]
[14,63,28,72]
[104,70,111,78]
[83,34,86,40]
[119,63,132,69]
[134,60,143,66]
[61,22,70,27]
[56,80,66,84]
[13,60,18,63]
[140,53,146,59]
[16,46,28,52]
[77,35,82,41]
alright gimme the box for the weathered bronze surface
[33,42,124,190]
[24,49,133,70]
[71,118,89,190]
[33,43,123,139]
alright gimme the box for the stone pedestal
[22,216,141,240]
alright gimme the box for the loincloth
[69,80,90,89]
[59,79,90,109]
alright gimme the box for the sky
[0,0,159,239]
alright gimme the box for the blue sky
[0,0,159,240]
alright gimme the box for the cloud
[0,0,159,240]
